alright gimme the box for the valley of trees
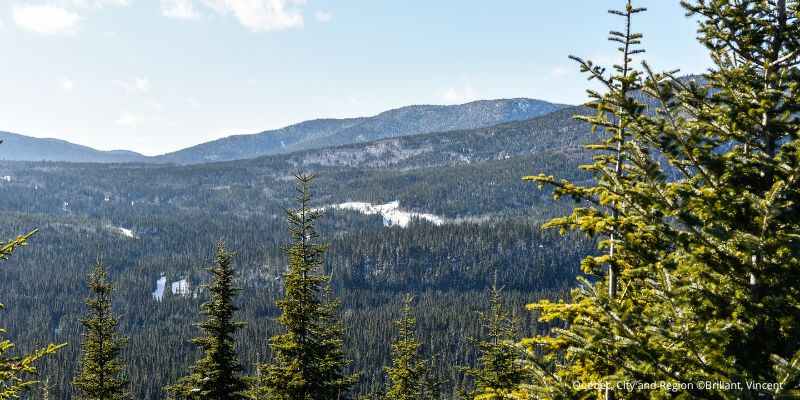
[1,1,799,399]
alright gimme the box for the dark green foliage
[73,258,128,400]
[0,209,577,398]
[523,0,800,398]
[0,229,63,399]
[0,104,593,221]
[166,242,247,399]
[259,173,358,400]
[0,79,590,398]
[383,295,428,400]
[461,284,525,399]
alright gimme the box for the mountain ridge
[0,132,148,163]
[154,98,569,165]
[0,98,569,164]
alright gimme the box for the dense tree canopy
[73,257,129,400]
[166,242,247,399]
[524,0,800,399]
[0,230,63,398]
[259,173,358,399]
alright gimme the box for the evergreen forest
[1,1,799,399]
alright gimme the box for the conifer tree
[380,295,445,400]
[0,230,63,398]
[166,242,247,399]
[419,342,447,400]
[384,295,428,400]
[522,0,800,398]
[462,284,525,399]
[260,172,357,400]
[73,257,129,400]
[40,378,54,400]
[244,360,268,400]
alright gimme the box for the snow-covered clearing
[153,276,190,301]
[322,201,444,227]
[152,276,167,301]
[171,279,190,296]
[117,227,135,238]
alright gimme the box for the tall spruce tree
[260,172,357,400]
[245,360,268,400]
[462,284,525,399]
[384,295,428,400]
[522,0,800,399]
[73,257,129,400]
[166,242,247,399]
[0,230,63,398]
[380,296,445,400]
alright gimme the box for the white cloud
[161,0,202,20]
[203,0,305,32]
[72,0,130,9]
[114,80,133,92]
[441,85,475,104]
[12,5,83,35]
[116,111,147,126]
[549,66,572,77]
[146,100,164,110]
[116,110,178,127]
[135,78,151,91]
[114,78,150,92]
[59,77,74,90]
[186,97,204,108]
[315,10,331,22]
[168,94,206,108]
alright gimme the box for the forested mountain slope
[0,131,147,163]
[0,98,567,165]
[0,104,594,398]
[152,98,568,164]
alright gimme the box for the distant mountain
[0,132,147,163]
[0,103,590,400]
[153,98,569,164]
[0,104,595,221]
[0,98,568,164]
[276,105,594,171]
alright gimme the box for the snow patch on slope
[171,278,190,296]
[323,201,443,227]
[153,276,191,301]
[117,227,135,238]
[106,225,137,238]
[152,276,167,301]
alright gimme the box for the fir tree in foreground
[383,295,444,400]
[73,257,129,400]
[461,284,525,399]
[523,0,800,398]
[0,230,63,398]
[166,242,247,399]
[259,172,357,400]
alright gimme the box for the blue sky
[0,1,712,156]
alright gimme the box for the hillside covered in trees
[1,1,800,399]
